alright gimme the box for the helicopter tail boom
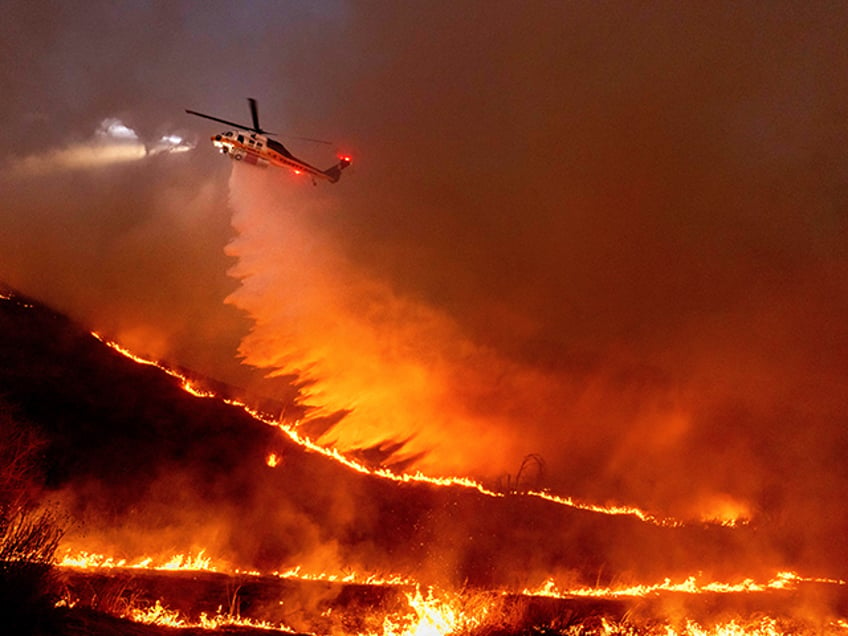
[322,156,352,183]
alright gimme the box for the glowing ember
[266,451,281,467]
[0,290,32,307]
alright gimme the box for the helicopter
[186,98,351,184]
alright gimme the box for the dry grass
[0,399,65,632]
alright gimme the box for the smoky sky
[2,0,848,565]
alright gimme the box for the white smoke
[10,117,195,176]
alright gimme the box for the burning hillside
[3,3,848,634]
[0,287,774,580]
[2,286,848,634]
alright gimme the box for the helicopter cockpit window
[237,134,244,143]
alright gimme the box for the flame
[266,452,281,467]
[59,549,218,572]
[125,591,484,636]
[525,489,685,527]
[380,587,492,636]
[695,494,753,527]
[89,330,694,528]
[128,599,296,632]
[57,547,848,635]
[223,166,735,525]
[272,565,416,587]
[600,617,784,636]
[126,602,848,636]
[59,548,416,586]
[522,570,846,600]
[74,332,848,636]
[124,587,848,636]
[124,596,848,636]
[58,546,845,602]
[128,600,185,628]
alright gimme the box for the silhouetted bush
[0,399,64,632]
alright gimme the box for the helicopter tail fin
[323,156,352,183]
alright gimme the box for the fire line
[88,331,695,528]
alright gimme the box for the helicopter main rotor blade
[185,109,255,132]
[287,135,333,145]
[248,98,262,133]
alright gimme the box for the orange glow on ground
[266,451,281,467]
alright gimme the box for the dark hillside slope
[0,287,279,504]
[0,287,766,588]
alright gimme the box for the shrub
[0,400,64,631]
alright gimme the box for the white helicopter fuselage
[210,130,349,183]
[187,99,350,184]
